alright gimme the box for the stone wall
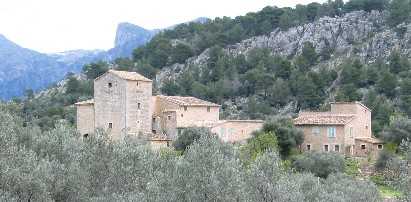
[126,80,152,136]
[299,125,346,154]
[175,106,220,128]
[76,104,95,136]
[211,120,263,143]
[94,73,127,140]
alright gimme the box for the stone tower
[93,70,152,139]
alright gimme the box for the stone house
[294,102,383,158]
[75,70,263,147]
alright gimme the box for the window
[181,114,184,117]
[83,133,89,138]
[184,106,187,111]
[108,123,113,129]
[335,145,340,152]
[327,127,336,138]
[378,144,383,150]
[207,107,211,112]
[324,145,329,152]
[312,127,320,135]
[365,125,368,129]
[108,83,112,88]
[361,144,366,150]
[138,103,141,109]
[152,118,156,122]
[306,144,311,151]
[136,81,139,86]
[349,127,353,138]
[167,115,171,121]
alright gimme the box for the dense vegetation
[0,106,395,201]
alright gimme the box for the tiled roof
[294,113,355,125]
[95,70,152,82]
[74,99,94,105]
[159,96,221,107]
[355,137,384,144]
[109,70,152,82]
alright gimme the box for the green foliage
[345,158,360,177]
[0,108,385,200]
[344,0,389,12]
[377,70,398,98]
[172,127,210,152]
[295,42,318,71]
[262,118,304,158]
[388,0,411,26]
[292,152,346,178]
[240,131,278,164]
[382,118,411,146]
[375,149,396,170]
[83,61,109,80]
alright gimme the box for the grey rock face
[156,10,411,87]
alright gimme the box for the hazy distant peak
[114,23,154,47]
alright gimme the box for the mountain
[105,23,158,60]
[0,34,72,100]
[0,23,155,100]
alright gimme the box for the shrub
[240,131,278,164]
[292,151,345,178]
[172,127,210,152]
[262,118,304,158]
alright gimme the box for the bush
[240,131,278,164]
[262,118,304,158]
[375,149,395,171]
[172,127,211,152]
[292,151,345,178]
[382,118,411,146]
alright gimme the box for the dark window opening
[361,144,366,150]
[181,114,184,117]
[324,145,329,152]
[136,81,139,86]
[184,106,187,111]
[108,123,113,129]
[167,115,171,120]
[138,103,141,109]
[335,145,340,152]
[83,133,89,138]
[152,130,157,134]
[378,144,383,150]
[207,106,211,112]
[108,83,112,88]
[307,145,311,151]
[152,118,156,122]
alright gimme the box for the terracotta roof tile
[107,70,152,82]
[355,137,384,144]
[159,96,220,107]
[294,113,354,125]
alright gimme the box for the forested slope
[14,0,411,137]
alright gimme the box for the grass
[378,185,404,199]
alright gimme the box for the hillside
[14,0,411,137]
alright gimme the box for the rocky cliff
[157,10,408,85]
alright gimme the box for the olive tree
[292,151,345,178]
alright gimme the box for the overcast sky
[0,0,325,53]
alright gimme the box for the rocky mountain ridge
[156,10,406,85]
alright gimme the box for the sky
[0,0,325,53]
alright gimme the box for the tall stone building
[76,70,263,146]
[294,102,383,158]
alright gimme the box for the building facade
[294,102,383,158]
[75,70,263,145]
